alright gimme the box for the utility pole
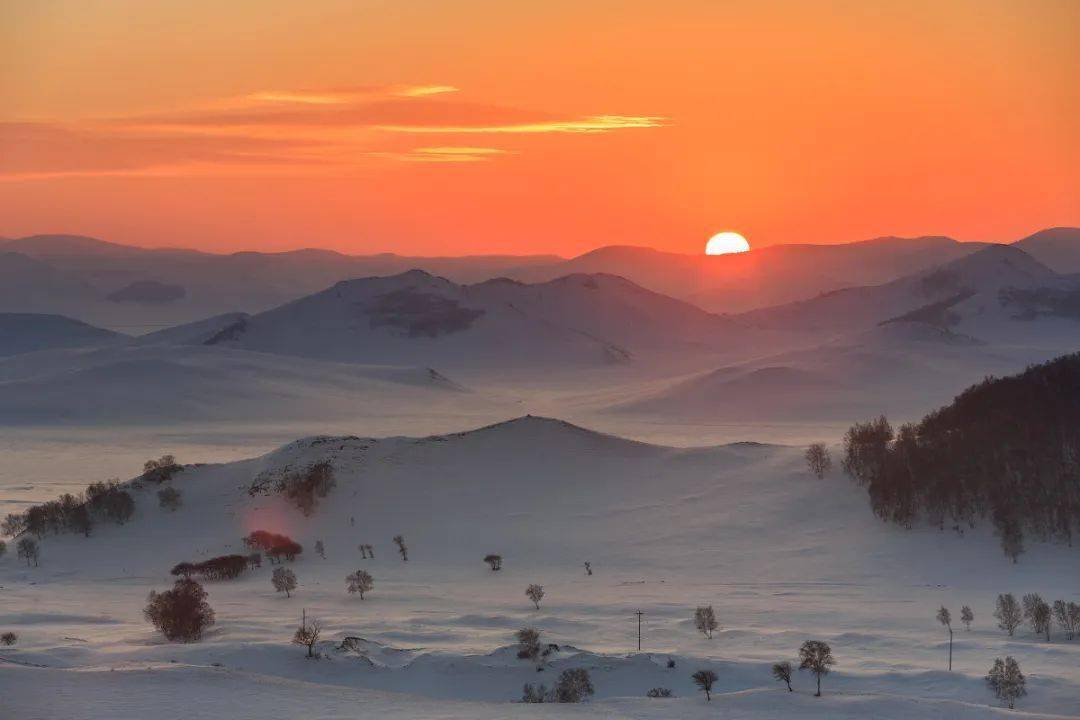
[635,610,644,651]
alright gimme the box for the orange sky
[1,0,1077,256]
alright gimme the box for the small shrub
[516,627,541,662]
[521,683,548,703]
[646,687,672,698]
[144,578,215,642]
[551,668,593,703]
[0,632,16,646]
[157,487,182,511]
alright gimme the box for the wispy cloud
[1,85,664,179]
[378,147,511,162]
[379,115,666,135]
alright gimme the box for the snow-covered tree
[345,569,374,599]
[994,593,1022,636]
[799,640,835,697]
[272,567,297,598]
[691,669,717,701]
[987,656,1026,709]
[1022,593,1051,641]
[771,661,793,691]
[694,605,718,639]
[1053,600,1080,640]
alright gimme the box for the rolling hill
[0,313,126,356]
[199,270,755,375]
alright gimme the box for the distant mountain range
[2,228,1076,329]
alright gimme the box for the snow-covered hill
[2,417,1077,718]
[201,270,753,375]
[0,344,483,424]
[738,245,1076,343]
[0,313,126,357]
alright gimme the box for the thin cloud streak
[379,115,666,134]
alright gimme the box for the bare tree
[987,656,1026,709]
[0,632,17,646]
[521,683,548,703]
[937,606,953,671]
[393,535,408,561]
[157,487,182,511]
[358,544,368,559]
[961,605,974,631]
[16,537,38,567]
[1022,593,1051,641]
[346,570,374,599]
[1053,600,1080,640]
[805,443,832,479]
[526,584,545,610]
[694,605,719,639]
[551,668,594,703]
[584,561,592,576]
[365,544,374,559]
[483,554,502,571]
[994,593,1022,636]
[691,669,718,701]
[771,661,793,691]
[272,567,297,598]
[293,618,322,658]
[315,540,326,559]
[798,640,835,697]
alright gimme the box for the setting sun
[705,232,751,256]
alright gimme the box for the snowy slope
[739,245,1075,341]
[1,417,1077,718]
[608,320,1056,423]
[0,344,483,424]
[202,270,756,375]
[0,313,126,356]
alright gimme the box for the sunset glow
[1,1,1077,255]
